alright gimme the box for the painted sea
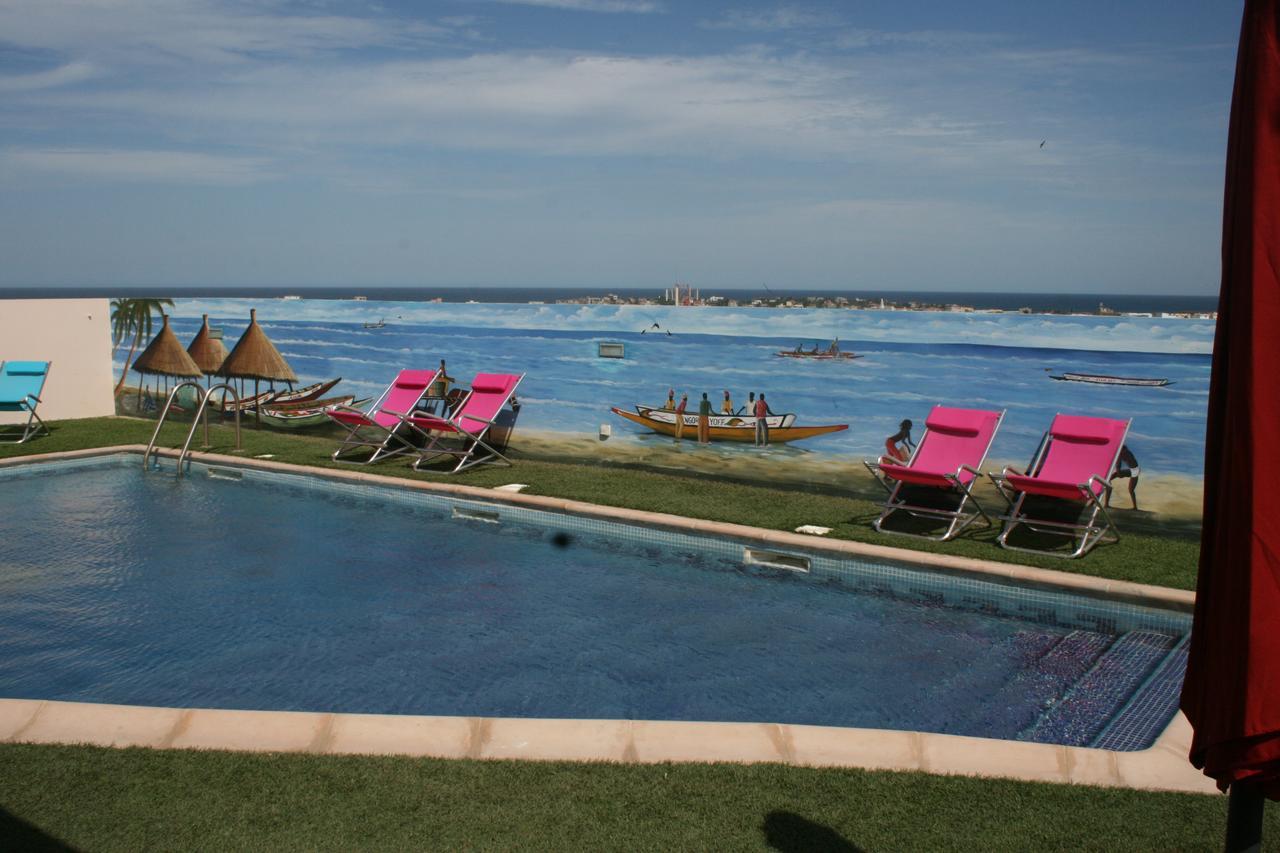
[147,298,1213,479]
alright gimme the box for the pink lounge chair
[988,414,1130,558]
[326,368,440,464]
[400,372,525,473]
[862,406,1005,541]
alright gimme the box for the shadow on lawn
[0,808,76,851]
[762,810,863,852]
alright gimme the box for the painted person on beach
[722,389,733,414]
[674,393,688,441]
[737,391,755,416]
[663,388,676,411]
[1107,444,1141,510]
[698,392,712,444]
[753,393,775,446]
[884,419,915,462]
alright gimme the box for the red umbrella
[1180,0,1280,845]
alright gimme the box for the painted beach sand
[147,298,1212,522]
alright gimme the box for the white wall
[0,298,115,424]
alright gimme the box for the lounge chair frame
[0,361,51,444]
[402,374,524,474]
[328,369,440,465]
[862,408,1004,542]
[987,418,1129,559]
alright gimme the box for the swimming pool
[0,453,1188,751]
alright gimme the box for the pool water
[0,456,1186,748]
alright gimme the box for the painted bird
[1040,140,1046,148]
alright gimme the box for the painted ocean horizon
[143,298,1213,479]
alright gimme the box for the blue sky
[0,1,1241,293]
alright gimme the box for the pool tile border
[0,446,1213,794]
[0,698,1216,794]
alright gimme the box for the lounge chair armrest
[862,458,895,495]
[1084,475,1113,499]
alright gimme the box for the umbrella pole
[254,378,261,429]
[1224,783,1264,853]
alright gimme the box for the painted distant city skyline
[0,1,1239,294]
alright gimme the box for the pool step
[945,629,1111,739]
[1090,634,1189,751]
[1017,630,1178,747]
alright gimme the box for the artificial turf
[1,744,1274,852]
[0,415,1202,590]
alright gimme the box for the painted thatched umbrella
[217,308,298,427]
[131,314,202,413]
[186,314,228,389]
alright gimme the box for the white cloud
[2,147,275,185]
[0,61,100,92]
[0,0,450,65]
[700,7,837,32]
[486,0,660,12]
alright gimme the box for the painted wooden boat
[611,405,848,443]
[1050,373,1170,387]
[215,377,342,412]
[775,340,862,360]
[775,350,862,360]
[247,395,370,429]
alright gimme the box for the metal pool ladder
[144,381,242,477]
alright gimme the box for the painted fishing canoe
[214,377,343,412]
[246,395,370,429]
[611,405,848,443]
[1049,373,1170,387]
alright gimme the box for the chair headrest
[470,373,519,395]
[4,361,48,376]
[925,406,999,438]
[1050,414,1126,445]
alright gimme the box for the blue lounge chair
[0,361,52,444]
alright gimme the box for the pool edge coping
[0,446,1213,795]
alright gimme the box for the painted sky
[0,1,1240,293]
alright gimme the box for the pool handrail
[862,405,1005,542]
[145,382,242,475]
[0,360,52,444]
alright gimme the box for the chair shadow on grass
[0,808,76,852]
[762,810,863,852]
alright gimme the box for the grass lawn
[1,744,1275,852]
[1,415,1201,590]
[3,415,1244,850]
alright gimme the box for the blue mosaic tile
[1018,630,1178,747]
[948,630,1112,740]
[1091,635,1189,751]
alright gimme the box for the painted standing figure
[754,393,775,446]
[674,393,688,442]
[698,392,711,444]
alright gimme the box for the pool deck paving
[0,446,1216,795]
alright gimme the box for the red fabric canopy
[1181,0,1280,799]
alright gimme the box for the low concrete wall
[0,298,115,424]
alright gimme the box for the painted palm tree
[111,298,174,396]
